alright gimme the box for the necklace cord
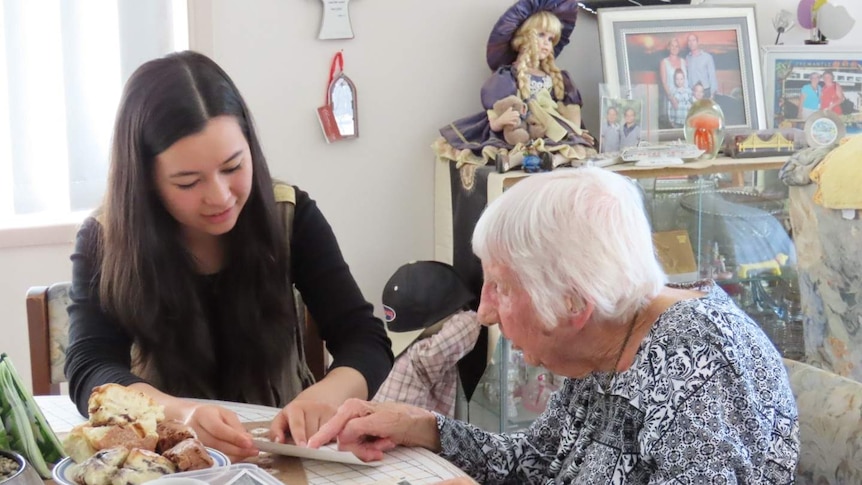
[603,309,640,392]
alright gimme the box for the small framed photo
[762,45,862,135]
[600,97,644,152]
[598,5,766,140]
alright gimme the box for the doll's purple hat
[486,0,580,71]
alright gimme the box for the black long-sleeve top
[65,186,393,415]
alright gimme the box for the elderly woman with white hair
[308,167,800,484]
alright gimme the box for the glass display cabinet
[439,155,803,432]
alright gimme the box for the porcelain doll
[434,0,595,171]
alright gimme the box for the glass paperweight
[684,99,726,159]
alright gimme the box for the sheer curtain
[0,0,188,227]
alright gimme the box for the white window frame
[0,0,196,249]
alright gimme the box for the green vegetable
[0,402,10,450]
[0,353,67,478]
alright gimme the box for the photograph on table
[600,96,644,152]
[598,5,766,140]
[762,45,862,135]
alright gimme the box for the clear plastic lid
[161,464,284,485]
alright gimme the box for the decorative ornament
[684,99,726,159]
[772,10,795,44]
[316,51,359,143]
[318,0,354,40]
[798,0,857,44]
[804,110,845,147]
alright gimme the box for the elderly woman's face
[478,260,549,367]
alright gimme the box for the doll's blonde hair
[511,11,565,101]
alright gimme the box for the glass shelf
[460,164,803,432]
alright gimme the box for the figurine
[684,97,726,159]
[491,95,531,146]
[435,0,596,172]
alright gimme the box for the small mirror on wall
[329,73,358,139]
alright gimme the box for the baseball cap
[382,261,475,357]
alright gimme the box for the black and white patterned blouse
[436,281,799,484]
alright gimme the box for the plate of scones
[53,384,228,485]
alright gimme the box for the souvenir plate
[51,448,229,485]
[804,110,845,147]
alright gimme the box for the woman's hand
[182,403,257,462]
[270,399,338,447]
[306,399,440,462]
[489,107,521,132]
[269,367,368,447]
[127,382,256,462]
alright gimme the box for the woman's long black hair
[97,51,294,403]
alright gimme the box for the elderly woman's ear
[564,298,593,331]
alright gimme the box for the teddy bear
[491,95,531,146]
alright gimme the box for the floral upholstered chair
[26,282,72,395]
[784,358,862,484]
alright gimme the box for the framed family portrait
[762,45,862,136]
[598,5,766,140]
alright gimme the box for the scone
[73,447,129,485]
[83,424,158,453]
[87,384,164,436]
[162,438,214,472]
[115,448,176,484]
[64,424,98,463]
[156,420,197,453]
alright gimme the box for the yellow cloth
[273,183,296,204]
[809,136,862,209]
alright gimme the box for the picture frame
[761,45,862,135]
[599,96,644,153]
[598,5,766,141]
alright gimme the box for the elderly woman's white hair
[472,167,667,328]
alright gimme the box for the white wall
[3,0,860,393]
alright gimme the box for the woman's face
[823,72,834,85]
[669,38,680,55]
[478,260,554,368]
[810,73,820,86]
[154,115,253,241]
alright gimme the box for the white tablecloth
[33,395,467,484]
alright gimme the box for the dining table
[33,395,467,485]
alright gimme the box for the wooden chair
[27,283,72,395]
[27,283,327,396]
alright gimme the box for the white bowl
[51,448,229,485]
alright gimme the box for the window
[0,0,188,229]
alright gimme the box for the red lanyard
[324,51,344,105]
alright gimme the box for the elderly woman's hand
[306,399,441,462]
